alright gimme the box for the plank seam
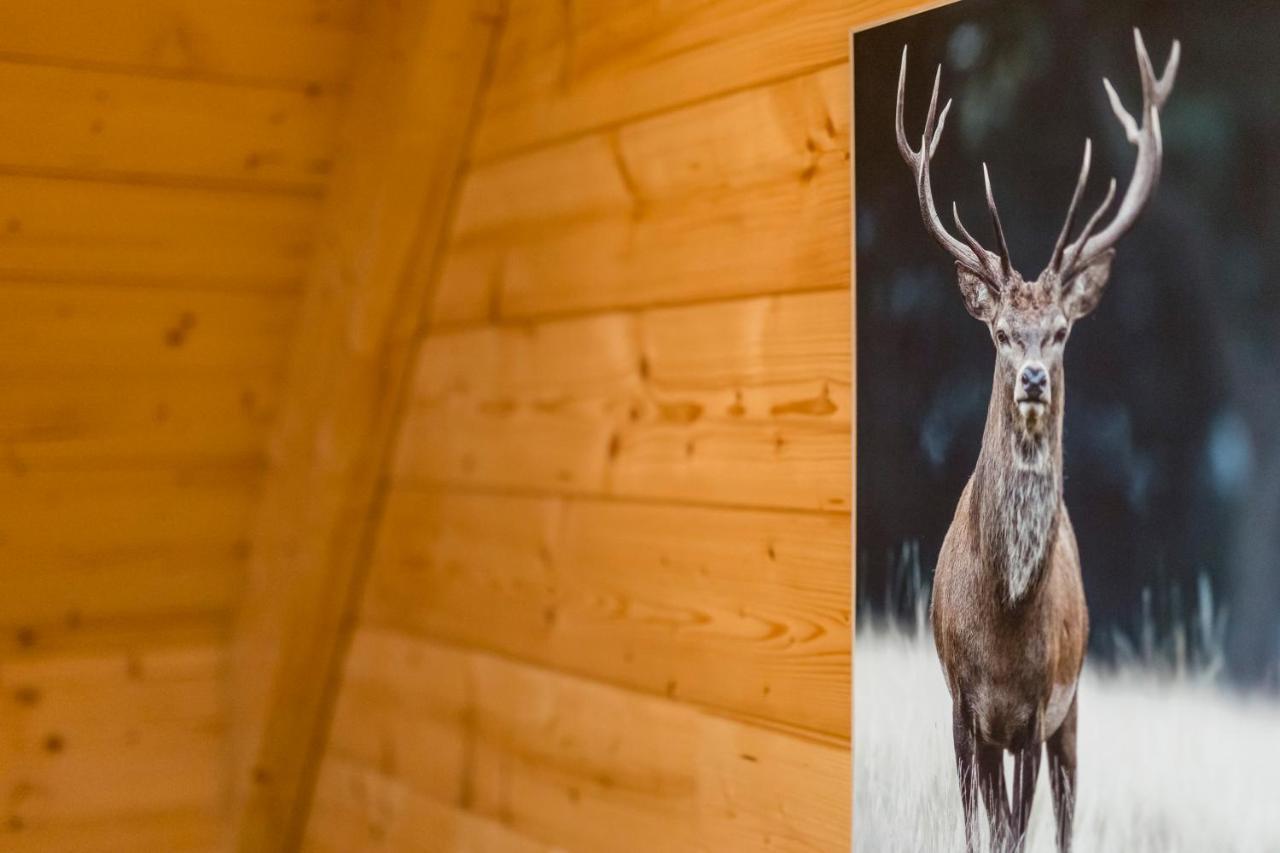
[0,163,326,197]
[381,478,852,520]
[0,50,355,96]
[426,282,850,336]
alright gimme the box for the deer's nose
[1020,364,1048,400]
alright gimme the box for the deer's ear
[955,262,999,321]
[1061,250,1114,320]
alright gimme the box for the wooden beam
[227,0,504,850]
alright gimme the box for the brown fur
[931,282,1090,853]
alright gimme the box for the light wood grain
[228,1,505,849]
[0,279,293,468]
[0,3,362,851]
[0,643,225,843]
[0,283,296,372]
[0,467,256,629]
[0,175,317,289]
[363,488,850,739]
[475,0,937,159]
[0,807,222,853]
[305,757,561,853]
[434,64,849,325]
[0,612,228,662]
[314,630,849,852]
[0,374,277,470]
[0,0,361,87]
[0,60,341,189]
[400,290,850,511]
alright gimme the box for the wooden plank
[0,612,228,663]
[0,644,224,830]
[362,489,850,739]
[2,809,220,853]
[0,467,256,629]
[228,0,505,849]
[0,466,258,559]
[0,0,362,88]
[0,60,342,189]
[399,290,850,511]
[474,0,940,159]
[314,630,849,852]
[0,374,278,470]
[0,283,293,467]
[0,557,240,631]
[0,807,222,853]
[434,65,849,325]
[0,283,296,373]
[304,757,563,853]
[0,175,317,288]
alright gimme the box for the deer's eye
[996,329,1010,347]
[1053,328,1067,345]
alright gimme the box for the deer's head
[897,30,1179,437]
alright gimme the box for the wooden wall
[294,1,935,849]
[0,3,360,850]
[0,1,945,850]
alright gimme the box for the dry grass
[854,624,1280,852]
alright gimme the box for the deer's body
[894,28,1179,853]
[932,374,1087,757]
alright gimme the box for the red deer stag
[896,29,1179,853]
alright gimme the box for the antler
[1054,29,1180,279]
[896,46,1011,284]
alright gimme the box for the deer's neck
[973,367,1065,606]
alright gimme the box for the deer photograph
[899,27,1175,853]
[854,2,1280,851]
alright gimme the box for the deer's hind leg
[977,743,1011,852]
[951,701,980,853]
[1046,696,1078,853]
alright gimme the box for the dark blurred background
[854,0,1280,688]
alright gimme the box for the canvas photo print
[853,1,1280,850]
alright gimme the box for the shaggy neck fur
[974,365,1065,605]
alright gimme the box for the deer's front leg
[977,742,1012,852]
[1046,696,1078,852]
[1011,742,1042,851]
[951,700,979,853]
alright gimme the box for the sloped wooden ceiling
[0,2,361,851]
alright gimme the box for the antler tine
[952,202,994,270]
[895,46,1002,282]
[1061,178,1117,274]
[895,46,915,164]
[983,164,1013,275]
[929,99,952,159]
[1061,29,1179,279]
[1050,139,1092,272]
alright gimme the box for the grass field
[854,623,1280,852]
